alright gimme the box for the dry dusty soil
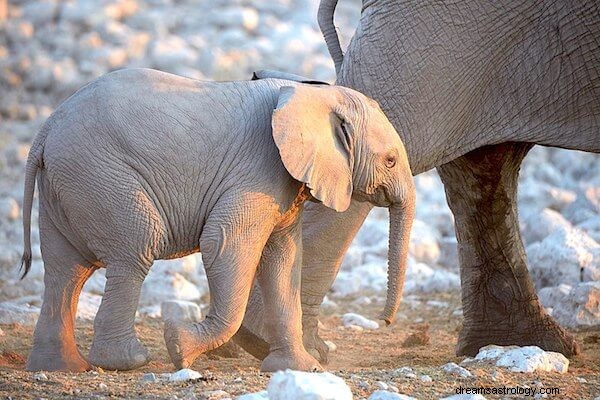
[1,293,599,399]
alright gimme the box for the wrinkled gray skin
[239,0,600,362]
[21,68,416,372]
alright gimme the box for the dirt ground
[1,293,599,400]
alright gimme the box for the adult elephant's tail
[20,126,47,279]
[318,0,343,75]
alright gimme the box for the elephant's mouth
[352,187,392,207]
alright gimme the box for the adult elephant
[238,0,599,361]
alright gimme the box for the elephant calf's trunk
[380,197,415,325]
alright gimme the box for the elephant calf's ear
[272,85,353,212]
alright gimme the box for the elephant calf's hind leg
[26,213,95,372]
[88,262,150,370]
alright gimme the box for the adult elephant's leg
[437,142,580,357]
[301,200,373,363]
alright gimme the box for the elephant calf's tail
[318,0,343,75]
[20,128,46,279]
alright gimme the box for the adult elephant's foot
[88,335,149,370]
[27,339,91,372]
[164,320,202,369]
[438,143,580,360]
[457,307,580,357]
[260,348,323,372]
[302,314,330,363]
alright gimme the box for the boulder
[140,271,201,306]
[76,292,102,320]
[520,208,572,245]
[267,370,352,400]
[527,226,599,289]
[409,219,441,265]
[341,313,379,330]
[0,302,40,325]
[161,300,202,322]
[539,282,600,328]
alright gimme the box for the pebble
[141,372,157,382]
[324,340,337,352]
[368,391,416,400]
[442,362,473,378]
[170,369,203,382]
[341,313,379,330]
[375,381,388,390]
[420,374,432,382]
[439,395,487,400]
[33,372,48,381]
[236,392,268,400]
[98,383,108,390]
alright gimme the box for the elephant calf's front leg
[163,204,277,369]
[257,218,322,372]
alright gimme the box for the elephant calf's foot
[260,348,323,372]
[27,343,91,372]
[164,320,204,369]
[303,330,330,364]
[458,314,580,358]
[88,336,149,370]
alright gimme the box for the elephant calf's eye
[385,155,396,168]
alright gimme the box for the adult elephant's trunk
[380,197,415,325]
[318,0,343,75]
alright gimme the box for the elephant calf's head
[272,84,416,325]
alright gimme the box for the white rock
[98,382,108,390]
[161,300,202,323]
[83,269,106,295]
[76,292,102,320]
[152,255,206,287]
[140,271,201,306]
[392,366,415,378]
[438,236,459,270]
[405,263,460,294]
[324,340,337,352]
[150,35,198,73]
[538,282,600,328]
[474,345,569,373]
[211,7,259,31]
[33,372,48,381]
[267,370,352,400]
[170,368,202,381]
[420,374,432,382]
[520,208,573,245]
[368,391,416,400]
[527,227,600,289]
[441,362,473,378]
[0,302,40,325]
[577,216,600,243]
[439,395,487,400]
[375,381,388,390]
[341,313,379,330]
[236,391,268,400]
[409,219,441,265]
[0,197,19,221]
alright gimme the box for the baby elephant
[22,68,415,372]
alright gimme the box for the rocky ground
[0,0,599,399]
